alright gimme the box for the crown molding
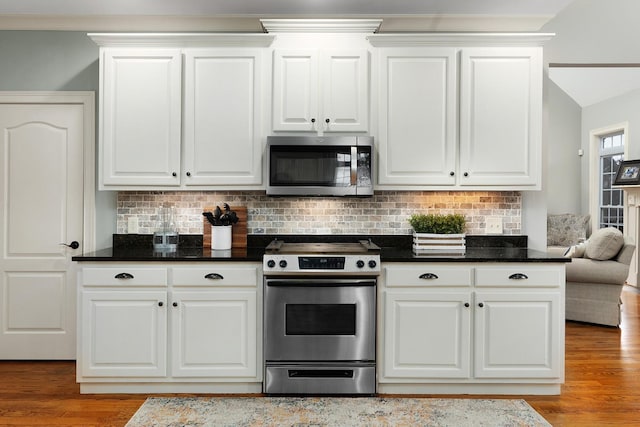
[260,18,382,33]
[368,32,555,47]
[87,32,275,48]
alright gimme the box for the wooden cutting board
[202,206,247,249]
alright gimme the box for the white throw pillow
[584,227,624,260]
[564,242,587,258]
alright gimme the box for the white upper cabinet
[370,34,549,190]
[183,49,265,186]
[272,49,369,133]
[377,48,457,185]
[459,47,542,187]
[101,49,182,187]
[90,33,274,190]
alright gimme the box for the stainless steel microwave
[266,136,374,197]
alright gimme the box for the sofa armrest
[615,241,635,265]
[566,257,630,285]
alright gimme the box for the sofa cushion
[547,213,590,246]
[585,227,624,260]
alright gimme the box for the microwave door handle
[350,146,358,186]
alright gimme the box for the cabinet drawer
[385,266,472,287]
[475,266,563,288]
[172,266,258,287]
[82,267,168,287]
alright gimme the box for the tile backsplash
[116,191,521,236]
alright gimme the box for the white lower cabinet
[379,263,565,395]
[383,290,471,378]
[80,290,168,378]
[77,263,262,393]
[171,290,257,378]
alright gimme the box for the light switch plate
[128,217,139,234]
[486,217,503,234]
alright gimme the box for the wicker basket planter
[413,232,466,254]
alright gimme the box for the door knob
[60,241,79,249]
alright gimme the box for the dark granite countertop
[72,234,569,263]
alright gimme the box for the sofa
[552,224,635,327]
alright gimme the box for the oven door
[264,278,376,362]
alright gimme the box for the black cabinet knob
[450,171,455,176]
[311,118,316,123]
[186,172,191,177]
[158,301,164,307]
[325,118,330,123]
[464,302,470,308]
[478,302,484,308]
[172,172,177,177]
[464,172,469,177]
[173,302,178,307]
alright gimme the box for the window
[599,132,624,231]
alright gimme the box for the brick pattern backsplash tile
[116,191,522,236]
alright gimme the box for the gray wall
[546,79,582,214]
[0,31,116,250]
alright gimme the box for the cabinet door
[101,49,182,187]
[80,290,167,377]
[382,290,471,380]
[171,290,258,378]
[183,49,265,186]
[272,49,369,133]
[321,50,369,132]
[378,48,457,185]
[272,49,319,131]
[459,47,542,187]
[474,291,562,379]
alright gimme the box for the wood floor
[1,288,639,426]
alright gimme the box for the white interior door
[0,92,94,359]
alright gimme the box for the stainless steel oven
[263,240,380,395]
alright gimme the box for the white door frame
[0,92,96,253]
[588,121,629,234]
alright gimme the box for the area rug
[125,397,551,427]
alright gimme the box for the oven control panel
[263,254,380,274]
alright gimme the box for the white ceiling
[0,0,575,18]
[549,66,640,107]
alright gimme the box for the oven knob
[356,260,365,268]
[266,259,276,268]
[279,260,288,268]
[368,260,377,268]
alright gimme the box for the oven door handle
[265,279,376,287]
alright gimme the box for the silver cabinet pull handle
[204,273,224,280]
[509,273,529,280]
[115,272,134,280]
[419,273,439,280]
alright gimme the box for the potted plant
[203,203,239,250]
[408,213,466,254]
